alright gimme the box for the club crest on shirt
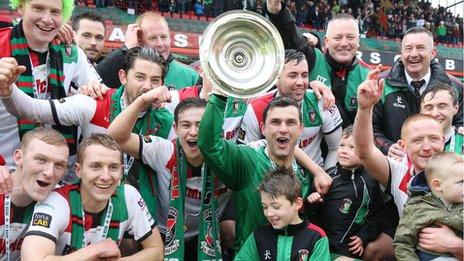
[339,198,353,214]
[238,128,246,141]
[298,249,310,261]
[309,109,316,123]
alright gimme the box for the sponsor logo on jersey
[32,212,52,228]
[393,95,406,109]
[238,128,246,141]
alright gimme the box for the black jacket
[373,60,463,154]
[310,164,385,258]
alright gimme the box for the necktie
[411,79,425,101]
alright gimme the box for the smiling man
[21,134,164,260]
[266,0,371,127]
[72,12,105,66]
[373,27,463,158]
[97,12,199,89]
[0,47,173,215]
[0,0,101,169]
[0,127,69,260]
[420,83,462,154]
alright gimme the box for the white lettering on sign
[370,52,381,64]
[445,59,455,70]
[109,27,125,42]
[173,34,188,47]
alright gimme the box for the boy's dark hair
[263,96,302,124]
[174,98,207,124]
[71,11,105,32]
[122,47,167,79]
[341,125,354,139]
[284,49,306,65]
[420,82,458,106]
[258,167,301,203]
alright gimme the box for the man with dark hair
[0,0,101,169]
[198,93,314,252]
[21,133,164,260]
[71,12,106,65]
[108,96,229,260]
[373,27,463,158]
[0,47,173,213]
[266,0,371,127]
[0,127,69,260]
[420,83,462,154]
[239,49,343,171]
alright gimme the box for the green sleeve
[309,236,330,261]
[393,198,422,261]
[234,233,260,261]
[198,94,253,191]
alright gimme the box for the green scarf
[164,139,222,260]
[109,86,173,218]
[10,20,78,154]
[69,183,127,250]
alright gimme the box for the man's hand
[387,143,405,161]
[419,223,463,256]
[307,192,323,204]
[124,24,141,49]
[0,57,26,96]
[357,65,384,110]
[313,169,333,195]
[303,33,319,48]
[0,166,12,196]
[141,86,172,108]
[348,236,364,256]
[53,23,75,45]
[91,239,121,260]
[310,80,335,110]
[266,0,282,14]
[79,80,109,100]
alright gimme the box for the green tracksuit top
[198,95,313,252]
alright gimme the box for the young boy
[234,167,330,261]
[394,152,463,261]
[307,126,387,259]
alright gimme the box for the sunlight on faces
[399,118,444,172]
[14,139,69,202]
[337,135,361,170]
[174,107,205,163]
[324,19,360,64]
[401,32,436,80]
[75,19,105,62]
[276,59,309,102]
[420,90,458,133]
[75,145,123,211]
[19,0,63,50]
[119,58,163,105]
[139,18,171,60]
[262,106,302,163]
[260,192,302,229]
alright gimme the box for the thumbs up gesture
[0,57,26,96]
